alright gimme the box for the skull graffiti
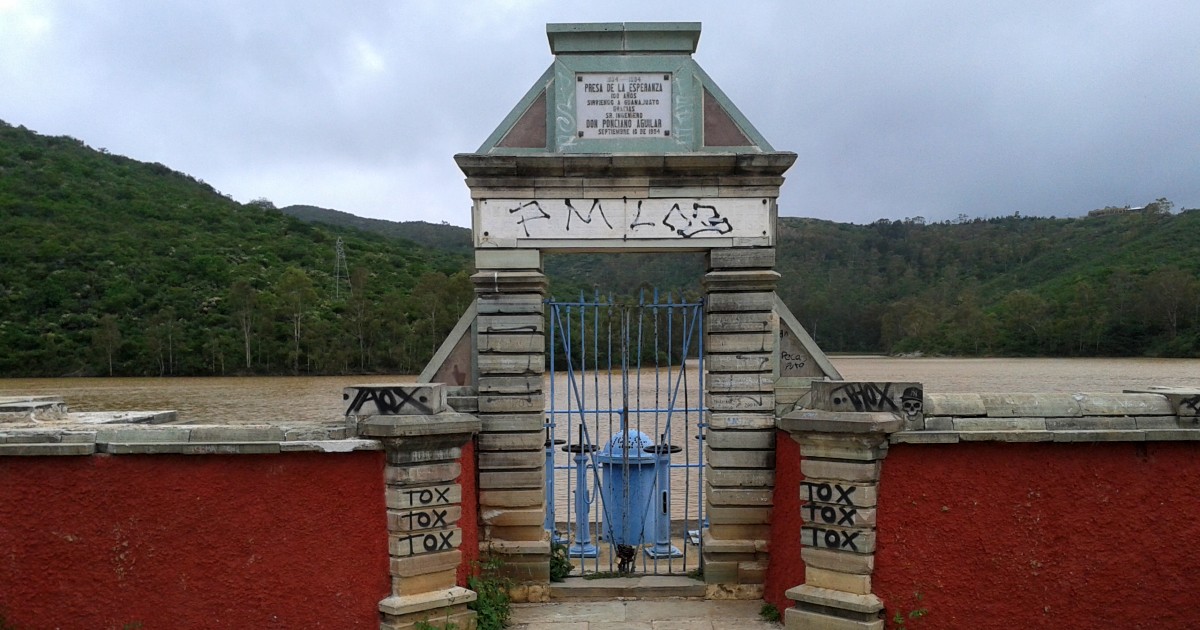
[900,387,923,418]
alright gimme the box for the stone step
[549,575,705,600]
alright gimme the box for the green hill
[2,118,1196,379]
[0,120,471,377]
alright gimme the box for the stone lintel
[708,247,775,269]
[779,410,902,435]
[475,248,542,270]
[703,269,781,292]
[786,584,883,615]
[357,413,480,440]
[378,586,476,617]
[471,270,548,294]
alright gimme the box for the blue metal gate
[544,290,706,576]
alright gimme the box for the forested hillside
[0,121,472,377]
[776,209,1200,356]
[2,119,1196,379]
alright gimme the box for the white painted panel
[476,197,772,247]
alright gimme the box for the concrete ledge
[0,423,384,457]
[892,427,1200,444]
[378,586,476,616]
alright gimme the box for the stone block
[785,608,883,630]
[706,506,772,525]
[477,394,545,414]
[779,410,902,435]
[479,508,543,526]
[889,431,961,444]
[805,566,871,595]
[484,524,547,541]
[703,270,780,293]
[0,443,95,456]
[389,528,462,557]
[477,431,545,451]
[706,392,774,412]
[705,448,774,469]
[1075,392,1174,416]
[705,429,774,450]
[701,559,738,584]
[708,412,776,430]
[922,416,954,431]
[391,568,458,596]
[708,247,775,269]
[706,292,774,313]
[706,311,774,333]
[706,486,774,506]
[957,430,1053,442]
[786,585,884,615]
[800,459,881,483]
[390,549,461,577]
[708,523,771,540]
[953,417,1047,432]
[386,462,461,486]
[802,503,877,528]
[187,425,285,442]
[95,427,191,443]
[471,270,548,294]
[387,485,462,510]
[388,506,462,533]
[1050,430,1145,442]
[344,384,446,416]
[810,381,923,417]
[479,468,544,489]
[1135,416,1182,429]
[477,314,544,334]
[802,547,874,575]
[480,413,546,432]
[738,560,767,584]
[796,434,888,461]
[378,586,476,617]
[705,466,774,488]
[802,525,876,554]
[478,450,542,469]
[1142,429,1200,441]
[475,248,541,270]
[476,333,545,354]
[706,332,774,354]
[475,293,545,315]
[707,372,775,392]
[800,479,878,508]
[1045,416,1137,431]
[923,393,985,417]
[980,393,1080,418]
[386,446,462,466]
[479,489,544,508]
[477,354,545,376]
[706,353,772,373]
[477,375,542,394]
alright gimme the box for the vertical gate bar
[546,299,557,543]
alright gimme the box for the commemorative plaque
[576,73,672,139]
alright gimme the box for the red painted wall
[0,451,390,629]
[875,442,1200,630]
[764,429,803,613]
[458,437,479,583]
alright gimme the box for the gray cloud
[1,0,1196,226]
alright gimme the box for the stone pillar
[347,383,481,630]
[471,250,550,600]
[702,247,779,597]
[777,409,902,630]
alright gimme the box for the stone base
[382,603,476,630]
[785,607,883,630]
[704,583,764,600]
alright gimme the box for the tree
[229,280,258,370]
[92,314,121,376]
[276,267,317,374]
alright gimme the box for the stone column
[471,250,550,600]
[347,383,481,630]
[777,409,902,630]
[702,247,779,597]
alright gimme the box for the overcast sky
[2,1,1196,227]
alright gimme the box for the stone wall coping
[778,410,903,435]
[924,391,1176,418]
[891,426,1200,445]
[454,152,797,178]
[0,423,387,456]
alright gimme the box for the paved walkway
[508,599,780,629]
